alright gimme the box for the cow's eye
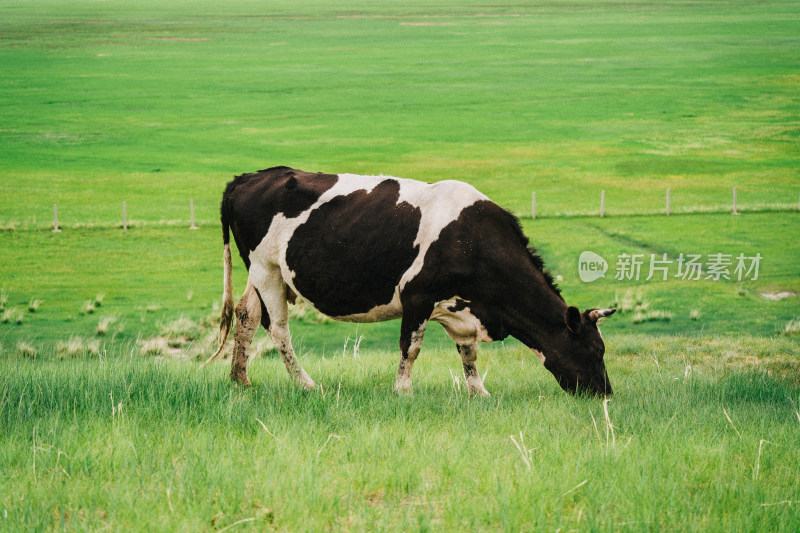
[595,346,603,357]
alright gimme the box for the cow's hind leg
[458,343,490,397]
[255,266,315,390]
[395,311,429,395]
[230,281,262,386]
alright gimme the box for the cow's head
[543,307,616,397]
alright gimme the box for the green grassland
[1,0,799,531]
[0,212,798,355]
[1,0,798,225]
[2,341,800,531]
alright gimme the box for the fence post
[189,199,199,230]
[732,187,739,215]
[122,201,128,230]
[666,188,671,216]
[600,190,606,218]
[531,192,536,220]
[52,204,61,233]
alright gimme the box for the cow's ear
[565,306,583,334]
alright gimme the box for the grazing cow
[203,166,615,396]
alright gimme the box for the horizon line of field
[1,187,798,233]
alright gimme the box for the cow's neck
[500,264,569,355]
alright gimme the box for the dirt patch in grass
[761,291,796,301]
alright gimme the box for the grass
[27,299,41,313]
[13,340,37,359]
[95,315,118,337]
[0,0,796,345]
[1,337,799,531]
[2,212,796,352]
[785,318,800,337]
[55,336,100,359]
[1,0,798,226]
[1,0,799,530]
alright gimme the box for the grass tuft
[96,315,118,337]
[613,289,673,325]
[15,340,38,359]
[633,310,674,324]
[139,338,170,357]
[736,286,749,297]
[784,318,800,337]
[56,336,100,358]
[1,308,23,325]
[27,298,42,313]
[159,315,203,347]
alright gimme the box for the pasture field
[1,0,799,531]
[2,339,800,532]
[0,212,798,352]
[1,0,799,225]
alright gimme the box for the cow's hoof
[297,371,316,391]
[465,376,490,397]
[394,379,413,396]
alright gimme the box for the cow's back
[237,169,489,320]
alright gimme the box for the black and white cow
[203,166,615,396]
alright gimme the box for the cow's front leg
[395,317,428,395]
[231,281,261,386]
[458,343,490,397]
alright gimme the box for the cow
[202,166,616,396]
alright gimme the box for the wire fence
[530,187,800,220]
[4,186,798,233]
[49,200,204,233]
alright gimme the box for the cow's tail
[200,216,235,368]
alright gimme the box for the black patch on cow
[447,298,470,313]
[401,200,562,342]
[286,179,422,317]
[221,167,339,267]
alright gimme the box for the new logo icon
[579,251,608,283]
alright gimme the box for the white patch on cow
[395,180,488,292]
[249,174,388,292]
[249,174,489,321]
[430,298,493,345]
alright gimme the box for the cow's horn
[588,308,616,322]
